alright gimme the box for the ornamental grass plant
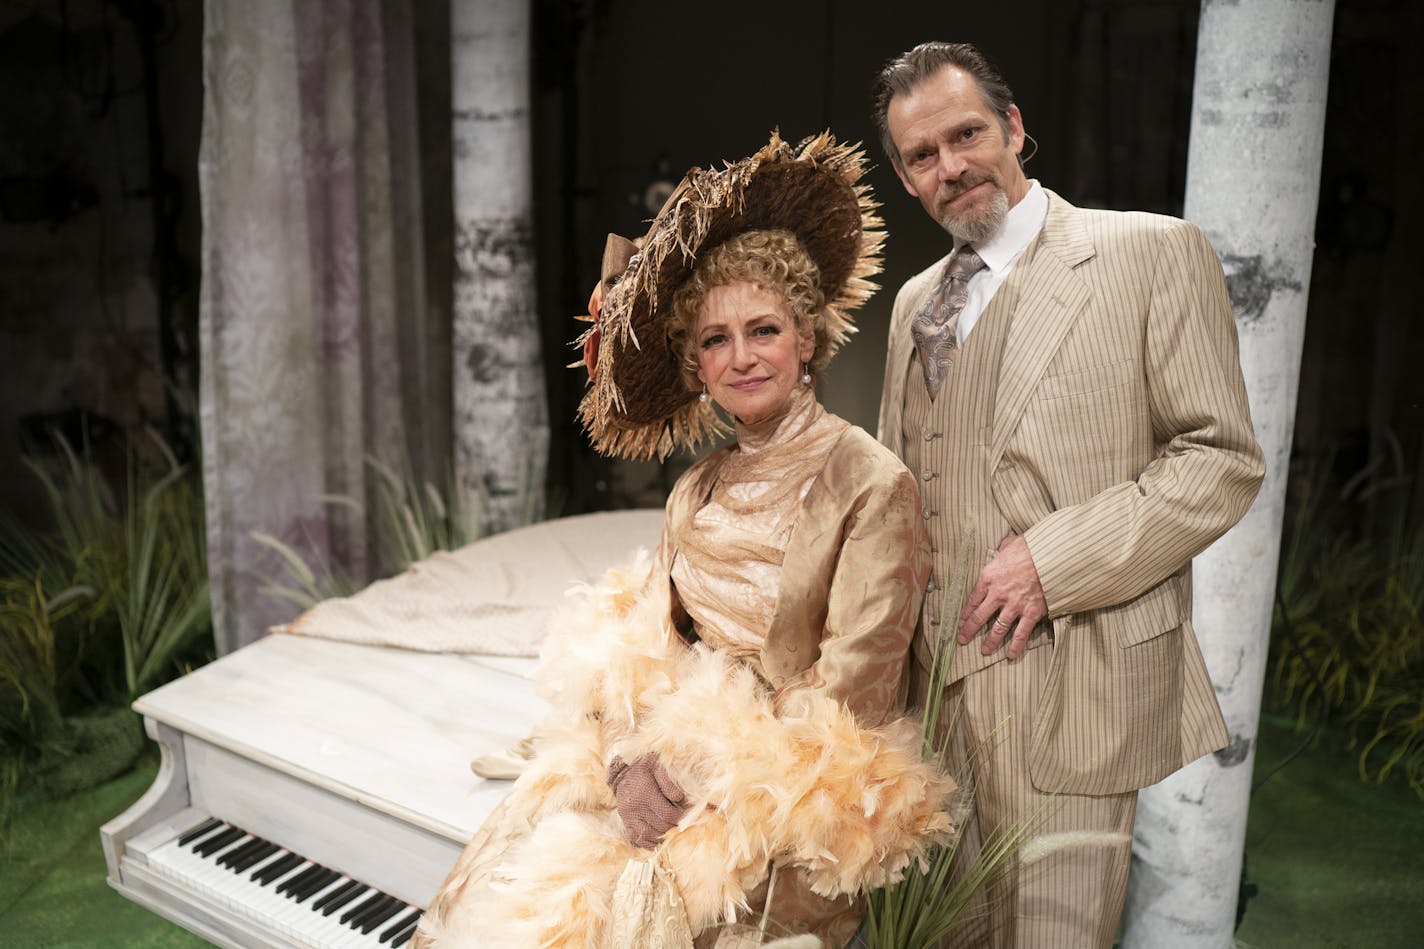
[0,432,211,839]
[1270,445,1424,797]
[253,454,541,611]
[861,533,1038,949]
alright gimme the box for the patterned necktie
[910,246,987,398]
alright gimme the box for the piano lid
[133,634,547,842]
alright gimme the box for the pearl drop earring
[801,363,812,385]
[699,384,709,403]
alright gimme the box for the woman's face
[693,281,814,424]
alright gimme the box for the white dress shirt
[956,180,1049,344]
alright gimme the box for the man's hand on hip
[957,533,1049,659]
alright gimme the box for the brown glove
[607,754,688,849]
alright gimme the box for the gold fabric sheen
[671,385,844,658]
[414,402,930,949]
[607,857,696,949]
[657,413,931,946]
[655,420,929,730]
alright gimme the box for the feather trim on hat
[577,131,886,461]
[423,559,956,946]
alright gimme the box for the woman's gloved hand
[606,754,688,849]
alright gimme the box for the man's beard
[937,182,1009,245]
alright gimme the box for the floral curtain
[198,0,435,653]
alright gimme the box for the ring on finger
[992,617,1010,630]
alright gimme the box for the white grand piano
[101,510,665,948]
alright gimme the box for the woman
[415,132,951,948]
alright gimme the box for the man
[871,42,1264,947]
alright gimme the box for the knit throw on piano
[417,555,957,947]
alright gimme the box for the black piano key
[196,826,246,856]
[246,850,290,883]
[296,874,345,911]
[232,841,281,872]
[341,891,389,926]
[380,909,422,944]
[361,897,407,934]
[217,836,264,868]
[207,832,253,864]
[277,863,324,896]
[312,878,362,913]
[265,854,310,887]
[322,883,369,916]
[273,862,311,895]
[356,895,405,934]
[292,868,340,902]
[252,851,304,884]
[177,817,224,847]
[390,919,419,947]
[190,824,236,855]
[344,892,386,926]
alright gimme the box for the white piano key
[152,830,250,890]
[148,817,422,949]
[150,834,323,944]
[376,910,422,948]
[351,895,413,947]
[293,877,361,947]
[105,542,648,945]
[334,890,384,931]
[256,860,321,938]
[358,899,413,945]
[342,903,407,949]
[324,886,386,946]
[286,878,354,942]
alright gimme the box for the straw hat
[576,130,884,461]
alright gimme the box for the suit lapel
[988,192,1096,467]
[881,254,948,455]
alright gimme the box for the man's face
[887,66,1029,244]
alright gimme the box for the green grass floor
[0,757,204,948]
[1,715,1420,947]
[1233,715,1424,948]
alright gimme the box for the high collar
[955,179,1048,274]
[732,383,822,456]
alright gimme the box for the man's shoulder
[1050,193,1205,248]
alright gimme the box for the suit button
[922,469,935,481]
[926,579,937,592]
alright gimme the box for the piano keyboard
[145,816,424,947]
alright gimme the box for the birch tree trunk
[1124,2,1335,945]
[451,0,547,532]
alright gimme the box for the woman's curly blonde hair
[667,229,828,392]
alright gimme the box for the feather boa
[424,556,955,947]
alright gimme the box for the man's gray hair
[871,42,1016,170]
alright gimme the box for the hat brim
[578,131,884,461]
